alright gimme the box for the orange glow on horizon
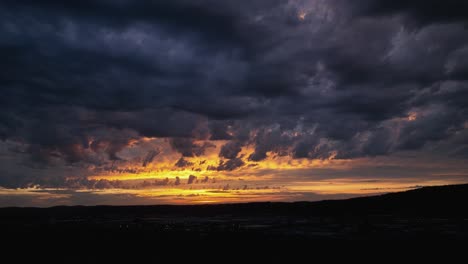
[17,136,464,206]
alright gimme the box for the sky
[1,0,468,207]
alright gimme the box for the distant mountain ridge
[1,184,467,218]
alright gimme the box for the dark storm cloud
[209,158,246,171]
[292,137,331,159]
[174,157,194,168]
[219,141,242,159]
[142,149,160,167]
[170,139,215,157]
[0,0,244,42]
[0,0,468,188]
[219,158,246,171]
[187,175,197,185]
[352,0,468,24]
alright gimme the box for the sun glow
[17,135,463,206]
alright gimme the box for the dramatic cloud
[175,157,194,168]
[170,139,215,157]
[142,149,160,167]
[187,175,197,184]
[219,141,242,159]
[352,0,468,24]
[0,0,467,203]
[211,158,246,172]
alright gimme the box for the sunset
[1,0,468,244]
[2,136,467,206]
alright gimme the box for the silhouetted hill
[1,184,467,241]
[2,184,467,218]
[309,183,468,217]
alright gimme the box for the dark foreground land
[1,184,468,242]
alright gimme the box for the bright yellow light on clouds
[88,150,349,182]
[84,187,288,204]
[72,136,468,205]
